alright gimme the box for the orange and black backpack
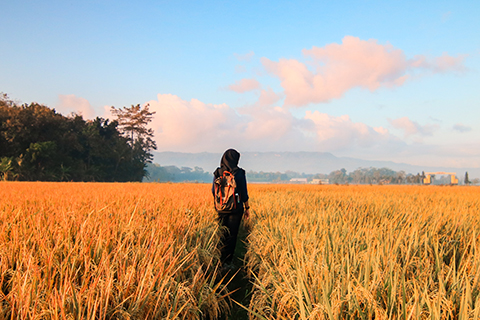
[214,170,240,212]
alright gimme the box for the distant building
[423,172,458,185]
[290,178,308,184]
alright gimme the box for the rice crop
[2,182,479,319]
[0,182,228,319]
[245,185,480,319]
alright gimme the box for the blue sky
[1,0,479,168]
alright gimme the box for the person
[212,149,250,267]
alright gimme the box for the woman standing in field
[213,149,250,268]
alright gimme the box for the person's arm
[243,200,250,219]
[238,169,249,202]
[240,170,250,218]
[235,169,250,217]
[212,176,215,196]
[212,168,219,196]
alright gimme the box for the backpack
[214,170,240,212]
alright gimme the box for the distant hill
[152,151,480,178]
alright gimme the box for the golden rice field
[1,182,480,319]
[0,182,227,319]
[246,185,480,320]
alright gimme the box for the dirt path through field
[221,222,253,320]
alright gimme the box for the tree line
[308,168,475,185]
[145,164,474,185]
[144,162,480,185]
[241,167,424,184]
[145,164,213,183]
[323,168,478,185]
[0,93,156,181]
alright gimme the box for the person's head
[220,149,240,172]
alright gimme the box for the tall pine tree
[110,104,157,179]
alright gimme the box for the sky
[2,0,480,168]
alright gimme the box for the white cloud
[261,36,466,107]
[242,105,297,142]
[410,53,467,74]
[305,111,395,151]
[227,78,261,93]
[257,87,283,107]
[453,123,472,133]
[146,94,247,152]
[388,117,438,137]
[56,94,96,119]
[146,93,403,154]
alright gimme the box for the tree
[110,104,156,150]
[110,104,157,179]
[0,92,15,107]
[0,157,18,181]
[328,168,348,184]
[1,95,145,182]
[415,173,421,184]
[465,171,470,185]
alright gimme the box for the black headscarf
[216,149,240,176]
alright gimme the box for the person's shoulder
[234,167,246,176]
